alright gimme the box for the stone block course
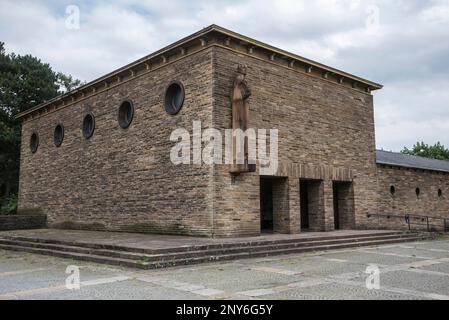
[0,215,47,231]
[18,49,215,236]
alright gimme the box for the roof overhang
[376,150,449,174]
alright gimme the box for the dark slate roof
[376,150,449,173]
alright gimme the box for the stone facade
[211,45,377,236]
[18,48,215,236]
[371,165,449,231]
[0,214,47,231]
[15,25,449,237]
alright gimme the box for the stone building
[15,25,449,237]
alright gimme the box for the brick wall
[307,180,326,232]
[211,46,378,235]
[18,49,215,236]
[271,178,289,234]
[0,215,47,231]
[372,164,449,231]
[335,182,356,230]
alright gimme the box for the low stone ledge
[0,214,47,231]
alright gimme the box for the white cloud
[1,0,449,151]
[420,1,449,24]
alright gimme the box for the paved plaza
[1,237,449,300]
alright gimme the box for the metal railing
[367,213,449,233]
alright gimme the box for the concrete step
[0,230,407,254]
[0,233,431,270]
[0,233,419,262]
[0,243,144,269]
[102,233,423,262]
[143,235,431,270]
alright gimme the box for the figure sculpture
[230,64,256,174]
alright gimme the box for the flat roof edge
[15,24,383,120]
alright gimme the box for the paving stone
[263,282,429,300]
[191,288,225,297]
[1,240,449,300]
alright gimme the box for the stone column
[272,178,289,234]
[307,180,324,232]
[288,178,301,233]
[323,180,335,231]
[337,182,355,230]
[307,179,335,232]
[271,177,301,234]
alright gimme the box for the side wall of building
[374,165,449,231]
[211,46,379,237]
[18,49,215,236]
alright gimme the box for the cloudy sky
[1,0,448,151]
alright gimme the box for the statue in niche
[230,64,256,174]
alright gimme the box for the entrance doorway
[260,178,273,232]
[260,177,290,234]
[300,179,323,231]
[333,183,340,230]
[300,180,310,230]
[332,181,355,230]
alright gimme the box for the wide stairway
[0,231,431,269]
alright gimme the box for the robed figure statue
[230,64,256,174]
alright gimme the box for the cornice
[16,24,382,122]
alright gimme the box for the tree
[401,142,449,161]
[56,72,84,94]
[0,42,82,212]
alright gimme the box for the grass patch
[139,256,151,264]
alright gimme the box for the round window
[118,100,134,129]
[30,132,39,154]
[54,124,64,147]
[82,113,95,139]
[164,81,185,115]
[390,185,396,196]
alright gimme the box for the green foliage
[0,194,17,215]
[401,142,449,161]
[56,72,85,94]
[0,42,83,206]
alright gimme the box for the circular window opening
[164,81,185,115]
[416,187,421,197]
[30,132,39,154]
[390,185,396,196]
[82,113,95,139]
[54,124,64,147]
[118,100,134,129]
[438,189,443,198]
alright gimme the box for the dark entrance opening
[300,179,325,232]
[260,178,273,232]
[332,181,355,230]
[333,183,340,230]
[300,180,310,230]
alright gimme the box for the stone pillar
[307,180,334,232]
[272,178,289,234]
[213,171,261,238]
[288,178,301,233]
[323,180,335,231]
[336,182,355,230]
[271,177,300,234]
[307,180,322,232]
